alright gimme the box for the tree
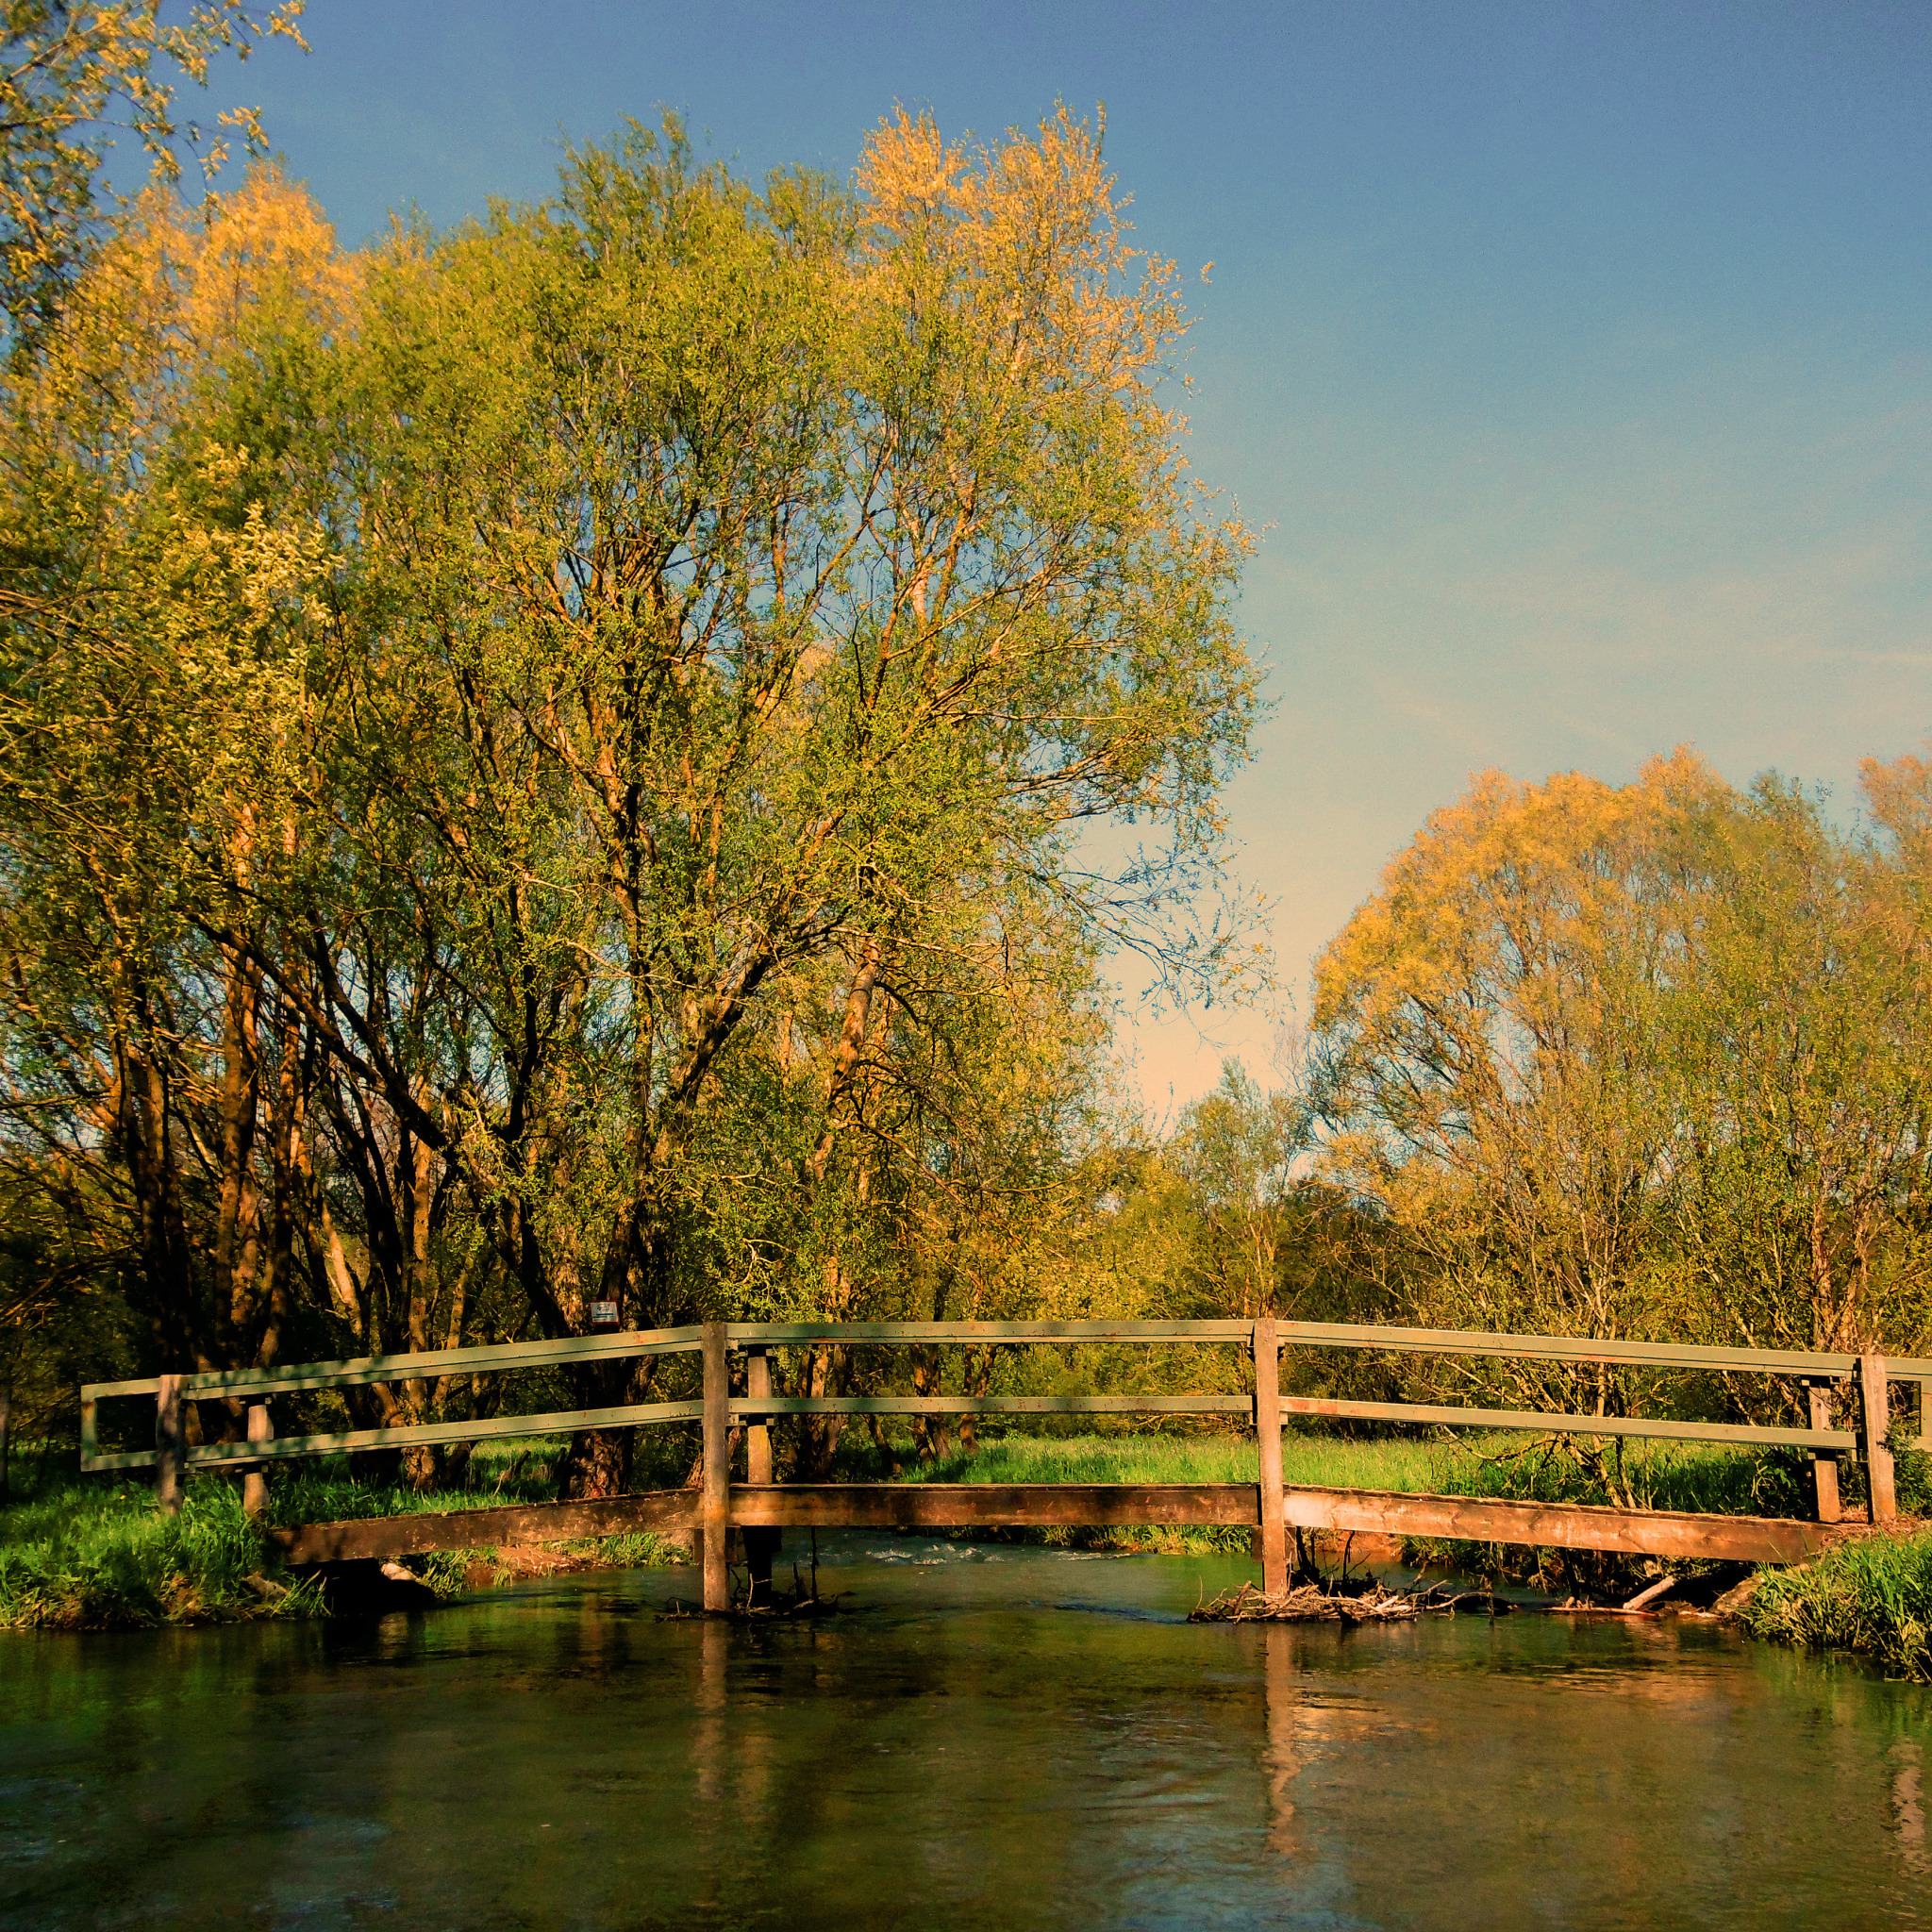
[1168,1059,1306,1319]
[2,0,305,331]
[1659,768,1932,1361]
[0,169,350,1420]
[1310,746,1932,1467]
[184,108,1258,1492]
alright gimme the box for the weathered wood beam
[726,1483,1261,1527]
[268,1480,1836,1567]
[271,1490,698,1565]
[1807,1378,1841,1524]
[154,1373,185,1517]
[1280,1393,1852,1450]
[725,1321,1253,1345]
[1279,1486,1832,1565]
[1254,1320,1287,1593]
[701,1323,730,1610]
[736,1394,1250,1418]
[84,1398,708,1473]
[1859,1352,1897,1524]
[87,1326,706,1401]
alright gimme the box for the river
[2,1535,1927,1929]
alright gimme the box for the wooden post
[1919,1378,1931,1453]
[1858,1353,1896,1524]
[242,1400,273,1517]
[701,1322,730,1610]
[155,1374,186,1516]
[1807,1378,1840,1524]
[1254,1318,1287,1596]
[743,1345,778,1607]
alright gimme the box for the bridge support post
[154,1374,186,1517]
[743,1346,778,1607]
[1807,1379,1840,1524]
[242,1401,273,1517]
[1858,1353,1896,1524]
[1254,1318,1287,1595]
[702,1323,730,1610]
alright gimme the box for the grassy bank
[1744,1529,1932,1680]
[0,1440,684,1631]
[0,1478,322,1630]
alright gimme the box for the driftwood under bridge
[82,1321,1931,1609]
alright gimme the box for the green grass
[0,1439,686,1629]
[1744,1531,1932,1679]
[0,1477,323,1630]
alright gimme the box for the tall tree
[203,108,1261,1491]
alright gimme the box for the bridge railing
[82,1318,1929,1529]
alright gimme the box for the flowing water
[2,1536,1928,1930]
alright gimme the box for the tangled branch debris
[1188,1579,1510,1623]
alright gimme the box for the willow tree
[0,171,352,1398]
[1312,747,1932,1460]
[1662,768,1932,1361]
[208,108,1259,1491]
[1307,751,1733,1483]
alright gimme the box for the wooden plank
[1859,1352,1897,1524]
[1807,1379,1841,1524]
[733,1394,1251,1417]
[1279,1486,1831,1564]
[701,1323,729,1611]
[745,1349,773,1484]
[724,1321,1252,1345]
[1280,1393,1852,1449]
[87,1323,1922,1408]
[267,1480,1835,1566]
[1278,1320,1858,1378]
[725,1483,1261,1527]
[1254,1319,1287,1594]
[272,1490,699,1565]
[86,1322,1920,1408]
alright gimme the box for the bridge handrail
[79,1317,1928,1486]
[80,1324,706,1402]
[78,1316,1931,1406]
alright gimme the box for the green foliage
[1746,1532,1932,1680]
[1,0,306,328]
[0,103,1263,1506]
[0,1474,320,1628]
[1309,749,1932,1446]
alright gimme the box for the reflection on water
[1,1534,1927,1930]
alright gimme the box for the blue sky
[208,0,1931,1114]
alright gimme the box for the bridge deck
[272,1481,1834,1570]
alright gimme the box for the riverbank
[1742,1521,1932,1680]
[0,1442,683,1630]
[8,1429,1929,1676]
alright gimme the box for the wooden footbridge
[82,1320,1929,1610]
